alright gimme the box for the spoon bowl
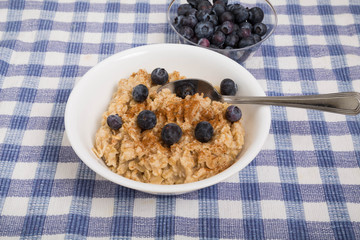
[158,79,360,115]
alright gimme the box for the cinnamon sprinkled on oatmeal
[93,69,245,184]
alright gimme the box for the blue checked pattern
[0,0,360,239]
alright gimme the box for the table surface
[1,0,360,239]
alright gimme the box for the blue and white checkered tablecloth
[0,0,359,239]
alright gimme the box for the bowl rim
[65,43,271,194]
[166,0,278,53]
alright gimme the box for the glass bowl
[167,0,278,64]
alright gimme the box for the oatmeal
[93,69,245,184]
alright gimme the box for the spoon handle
[222,92,360,115]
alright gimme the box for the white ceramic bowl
[64,44,271,195]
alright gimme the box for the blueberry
[239,21,253,31]
[226,3,237,12]
[196,10,211,22]
[187,0,201,8]
[252,34,261,43]
[195,121,214,143]
[137,110,157,130]
[210,44,220,49]
[173,15,184,29]
[161,123,183,146]
[213,0,228,5]
[219,11,234,23]
[177,4,193,16]
[238,36,255,48]
[220,21,234,35]
[198,37,210,47]
[189,35,199,44]
[211,30,226,46]
[225,33,239,48]
[151,68,168,85]
[180,14,198,28]
[175,82,196,99]
[231,4,246,15]
[225,105,242,122]
[212,3,226,16]
[232,22,240,32]
[208,14,219,26]
[132,84,149,102]
[107,114,123,130]
[194,21,214,39]
[178,25,194,40]
[234,7,249,23]
[187,8,198,16]
[220,78,237,95]
[237,27,251,39]
[197,0,212,13]
[248,7,264,24]
[253,22,267,36]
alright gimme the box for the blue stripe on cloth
[38,19,53,31]
[264,3,310,238]
[132,2,150,47]
[347,120,360,167]
[198,185,220,239]
[110,186,135,238]
[155,195,175,239]
[286,1,356,239]
[0,0,31,220]
[74,1,90,12]
[98,0,120,61]
[318,5,352,85]
[315,2,357,239]
[65,166,96,238]
[239,164,264,240]
[19,2,60,236]
[0,60,10,75]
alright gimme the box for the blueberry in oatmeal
[132,84,149,103]
[225,105,242,122]
[220,78,237,96]
[175,82,196,99]
[151,68,169,85]
[161,123,183,146]
[107,114,123,130]
[137,110,157,130]
[195,121,214,143]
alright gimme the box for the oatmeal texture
[93,69,245,184]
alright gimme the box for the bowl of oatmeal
[65,44,271,195]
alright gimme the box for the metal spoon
[157,79,360,115]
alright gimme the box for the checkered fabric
[0,0,359,239]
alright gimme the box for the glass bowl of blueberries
[167,0,277,64]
